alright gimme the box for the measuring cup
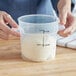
[18,14,58,62]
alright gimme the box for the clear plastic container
[18,14,58,62]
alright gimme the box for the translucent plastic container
[18,14,58,62]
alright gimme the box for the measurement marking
[37,30,50,47]
[37,44,50,47]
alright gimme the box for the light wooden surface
[0,36,76,76]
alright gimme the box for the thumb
[59,10,67,25]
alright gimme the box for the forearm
[59,0,71,3]
[58,0,71,12]
[59,0,71,7]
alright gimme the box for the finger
[63,13,75,33]
[64,26,73,33]
[0,21,11,34]
[0,22,20,36]
[70,25,76,34]
[0,13,20,37]
[3,12,18,28]
[58,30,71,37]
[0,15,10,34]
[59,9,67,25]
[0,30,9,40]
[68,14,76,33]
[11,28,20,37]
[70,22,76,33]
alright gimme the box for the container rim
[18,14,59,25]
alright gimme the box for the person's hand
[58,13,76,37]
[57,0,76,37]
[0,11,20,39]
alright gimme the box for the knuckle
[0,11,7,15]
[0,11,10,18]
[2,11,7,14]
[0,11,3,14]
[1,11,11,18]
[6,14,11,18]
[0,11,11,18]
[0,11,3,16]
